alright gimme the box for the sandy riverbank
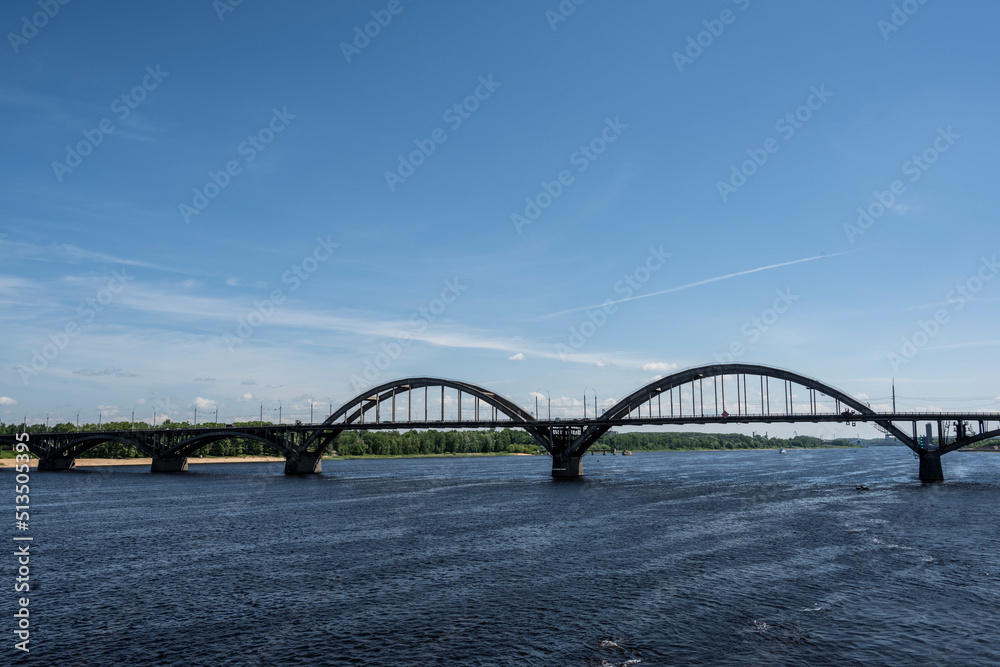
[0,453,541,468]
[0,456,287,468]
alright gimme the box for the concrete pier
[284,454,322,475]
[919,452,943,483]
[151,456,189,473]
[38,457,76,471]
[551,455,583,479]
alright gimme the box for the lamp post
[310,401,314,424]
[585,388,597,419]
[536,390,550,420]
[277,400,282,425]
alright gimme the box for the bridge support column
[151,456,188,473]
[38,457,76,471]
[285,454,322,475]
[918,452,943,483]
[551,455,583,479]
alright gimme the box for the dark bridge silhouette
[8,364,999,482]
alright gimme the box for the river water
[14,447,1000,665]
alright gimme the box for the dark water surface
[13,448,1000,665]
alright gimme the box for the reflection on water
[15,448,1000,665]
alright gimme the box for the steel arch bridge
[6,364,999,482]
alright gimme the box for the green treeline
[594,431,854,451]
[0,422,546,458]
[334,429,543,456]
[3,420,996,459]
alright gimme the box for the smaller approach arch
[296,377,550,457]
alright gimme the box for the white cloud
[508,353,525,361]
[642,362,677,372]
[194,377,216,382]
[74,367,138,378]
[595,360,612,368]
[0,396,18,405]
[239,393,253,401]
[193,397,216,410]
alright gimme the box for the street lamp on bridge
[534,390,551,420]
[585,388,597,419]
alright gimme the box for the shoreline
[0,453,540,468]
[0,456,287,468]
[0,448,876,468]
[9,445,993,468]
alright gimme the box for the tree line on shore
[0,420,893,458]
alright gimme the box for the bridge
[6,364,999,482]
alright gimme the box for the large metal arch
[603,363,874,420]
[568,363,914,456]
[305,377,547,452]
[162,431,292,458]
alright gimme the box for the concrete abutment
[918,452,944,483]
[151,456,189,472]
[38,457,76,471]
[551,455,583,479]
[285,454,322,475]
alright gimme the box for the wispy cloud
[5,240,188,274]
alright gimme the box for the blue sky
[2,0,998,433]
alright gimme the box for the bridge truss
[5,364,998,481]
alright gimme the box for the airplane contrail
[545,250,859,318]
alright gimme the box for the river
[14,447,1000,665]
